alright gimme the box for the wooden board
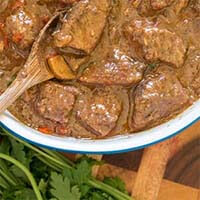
[64,121,200,199]
[97,164,199,200]
[104,121,200,189]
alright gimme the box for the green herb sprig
[0,128,133,200]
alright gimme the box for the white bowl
[0,100,200,154]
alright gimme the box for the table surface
[104,121,200,189]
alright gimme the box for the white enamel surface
[0,100,200,153]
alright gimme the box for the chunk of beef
[195,0,200,13]
[40,0,79,4]
[35,81,79,123]
[137,0,174,16]
[0,0,9,14]
[80,48,146,86]
[59,0,80,4]
[53,0,111,54]
[76,88,122,137]
[175,17,200,49]
[131,65,189,130]
[151,0,175,10]
[124,20,186,67]
[170,0,189,15]
[180,50,200,96]
[5,2,50,49]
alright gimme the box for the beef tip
[5,2,50,49]
[175,17,200,49]
[0,0,9,14]
[59,0,80,4]
[179,49,200,96]
[137,0,174,16]
[79,48,146,86]
[131,65,189,130]
[76,88,122,137]
[194,0,200,13]
[53,0,111,55]
[170,0,189,15]
[151,0,174,10]
[40,0,79,4]
[35,81,79,123]
[124,20,186,67]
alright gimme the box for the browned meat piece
[180,50,200,96]
[76,88,122,137]
[137,0,174,15]
[124,20,186,67]
[170,0,189,15]
[80,48,146,86]
[59,0,80,4]
[175,17,200,49]
[53,0,111,54]
[0,0,9,14]
[195,0,200,13]
[35,81,79,123]
[188,0,199,15]
[40,0,79,4]
[5,2,50,49]
[151,0,174,10]
[131,65,189,130]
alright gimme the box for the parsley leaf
[10,165,29,184]
[103,177,127,194]
[15,188,36,200]
[38,178,48,196]
[0,175,9,189]
[1,185,36,200]
[0,137,10,155]
[10,138,29,168]
[50,172,81,200]
[63,160,91,186]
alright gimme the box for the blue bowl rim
[1,116,200,155]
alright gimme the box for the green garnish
[0,128,133,200]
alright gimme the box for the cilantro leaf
[10,138,29,168]
[0,137,10,155]
[1,185,35,200]
[50,172,81,200]
[38,178,48,196]
[15,188,36,200]
[103,177,127,194]
[0,175,9,189]
[10,165,29,184]
[63,160,91,186]
[76,156,103,167]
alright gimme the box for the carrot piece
[38,127,53,134]
[12,33,23,43]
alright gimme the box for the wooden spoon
[0,11,69,114]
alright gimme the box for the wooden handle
[132,139,175,200]
[0,57,53,114]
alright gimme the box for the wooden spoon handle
[132,139,175,200]
[0,57,53,114]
